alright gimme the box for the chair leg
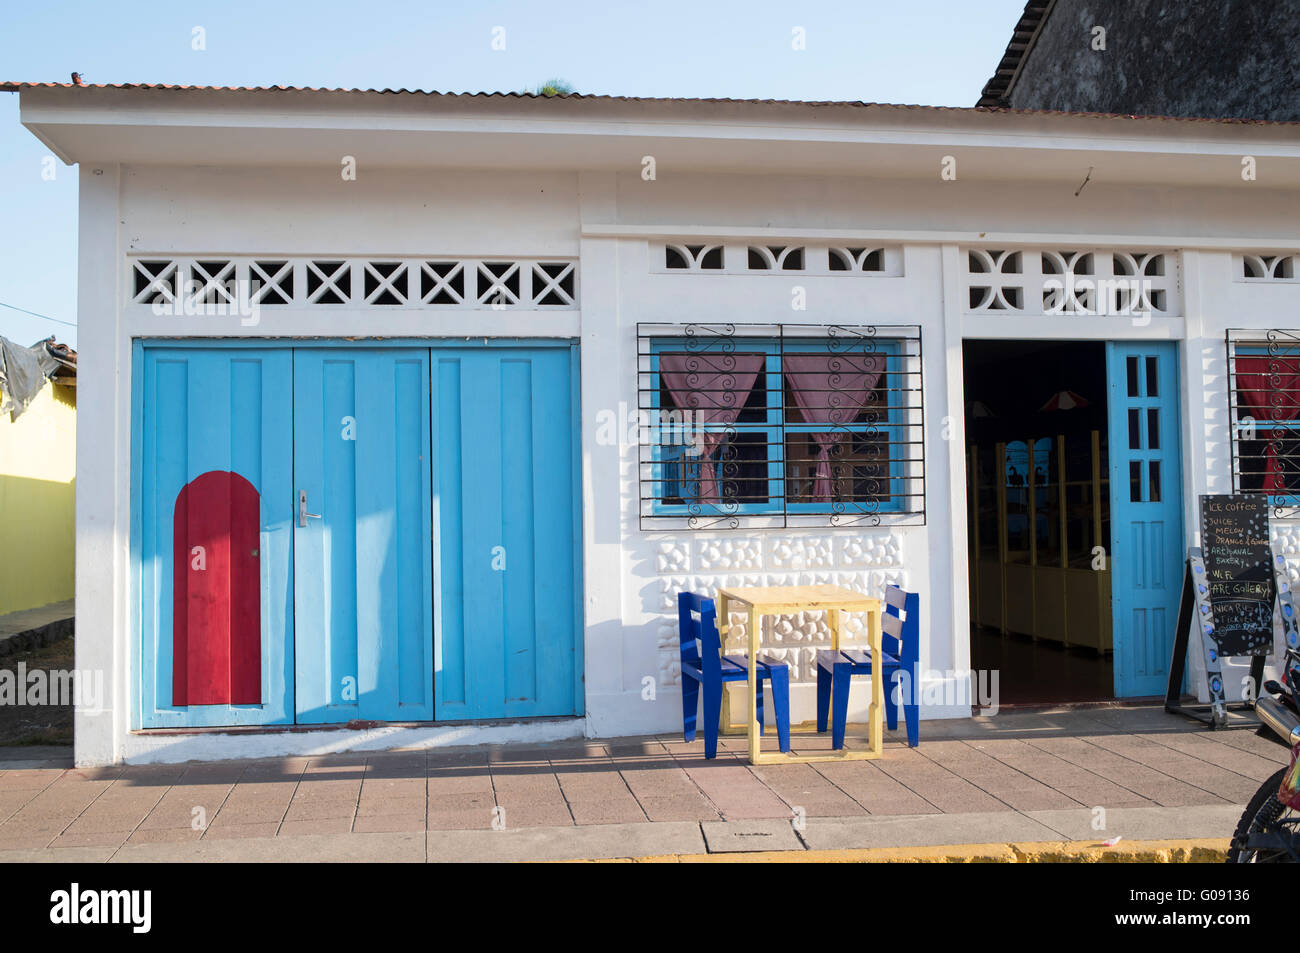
[755,678,765,737]
[831,667,852,750]
[702,677,722,760]
[885,669,900,732]
[769,666,791,753]
[682,675,699,742]
[816,663,832,733]
[904,666,920,748]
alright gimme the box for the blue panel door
[1106,342,1184,697]
[432,345,582,720]
[293,349,435,723]
[137,347,294,727]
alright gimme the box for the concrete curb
[572,838,1232,863]
[0,803,1244,863]
[0,831,1232,864]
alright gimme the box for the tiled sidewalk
[0,706,1286,853]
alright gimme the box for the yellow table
[716,584,884,765]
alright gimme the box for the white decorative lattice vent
[665,244,725,271]
[656,243,900,276]
[1239,254,1299,282]
[964,247,1179,317]
[966,249,1023,311]
[128,256,577,309]
[747,245,805,271]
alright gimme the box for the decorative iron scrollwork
[1227,328,1300,516]
[637,322,924,530]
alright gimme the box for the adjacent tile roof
[2,78,1296,127]
[43,340,76,380]
[976,0,1056,108]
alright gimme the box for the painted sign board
[1199,494,1275,657]
[1167,494,1281,727]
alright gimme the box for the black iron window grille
[636,323,925,530]
[1227,328,1300,517]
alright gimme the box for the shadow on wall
[1199,341,1227,490]
[0,473,75,615]
[634,542,682,695]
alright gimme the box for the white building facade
[8,85,1300,765]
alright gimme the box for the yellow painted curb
[562,838,1231,863]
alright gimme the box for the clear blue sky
[0,0,1026,348]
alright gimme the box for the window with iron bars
[636,323,925,529]
[1227,329,1300,515]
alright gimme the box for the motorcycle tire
[1228,768,1295,863]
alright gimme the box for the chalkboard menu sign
[1199,494,1275,656]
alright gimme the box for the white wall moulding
[1238,254,1299,282]
[586,224,1300,253]
[653,242,902,277]
[635,322,925,531]
[129,256,578,310]
[963,246,1182,318]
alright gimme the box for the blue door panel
[137,348,294,728]
[432,347,581,720]
[432,358,469,711]
[294,349,434,723]
[1107,342,1184,697]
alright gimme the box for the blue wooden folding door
[136,341,582,729]
[431,345,583,721]
[293,349,435,723]
[136,347,295,727]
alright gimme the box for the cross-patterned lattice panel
[126,256,578,310]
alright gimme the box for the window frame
[638,324,923,529]
[1227,331,1300,512]
[647,338,784,518]
[778,337,904,517]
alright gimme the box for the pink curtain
[1236,355,1300,491]
[659,351,764,504]
[784,352,885,502]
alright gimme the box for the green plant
[532,78,576,97]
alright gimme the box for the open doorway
[964,340,1114,705]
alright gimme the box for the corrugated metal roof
[2,80,1297,127]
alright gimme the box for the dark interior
[963,340,1115,705]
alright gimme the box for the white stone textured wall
[1189,250,1300,698]
[596,227,954,733]
[644,532,906,690]
[76,152,1300,761]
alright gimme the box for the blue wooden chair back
[678,591,722,678]
[882,585,920,666]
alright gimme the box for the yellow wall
[0,382,76,615]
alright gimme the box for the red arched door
[172,470,262,705]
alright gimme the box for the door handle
[298,490,321,528]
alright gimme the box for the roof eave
[9,84,1300,189]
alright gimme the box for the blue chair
[816,586,920,749]
[678,591,791,759]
